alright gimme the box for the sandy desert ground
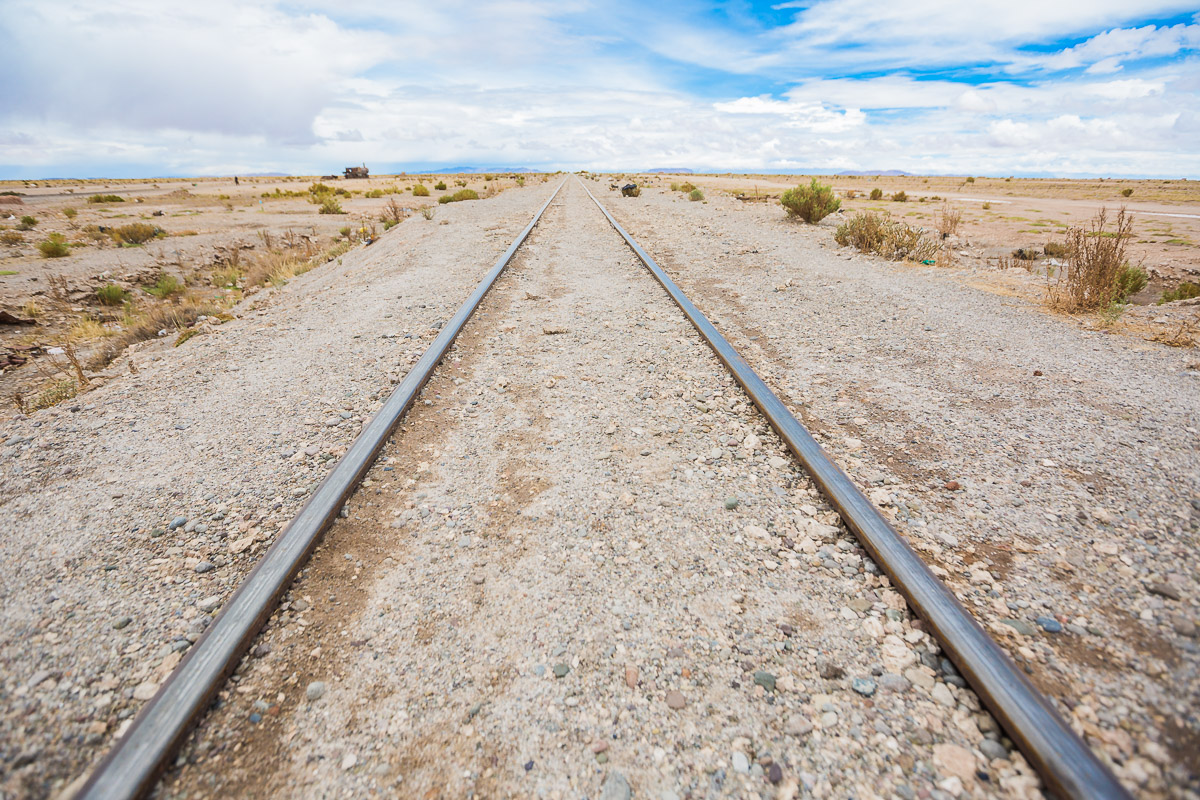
[0,175,1197,799]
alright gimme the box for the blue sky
[1,1,1198,178]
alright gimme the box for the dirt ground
[0,173,545,421]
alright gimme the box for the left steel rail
[75,180,565,800]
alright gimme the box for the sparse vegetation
[1113,264,1148,301]
[1121,188,1133,197]
[965,177,975,183]
[438,189,480,204]
[97,284,128,305]
[18,215,37,230]
[319,196,344,214]
[381,197,405,226]
[63,207,77,222]
[1159,281,1200,304]
[144,274,184,298]
[421,207,436,220]
[1043,241,1069,258]
[688,189,704,202]
[38,233,71,258]
[1012,248,1039,261]
[435,181,447,191]
[622,185,641,197]
[412,184,430,197]
[780,178,840,223]
[365,189,384,198]
[87,194,124,204]
[111,222,164,245]
[1,230,23,246]
[869,188,883,200]
[1047,207,1137,313]
[834,211,940,262]
[891,191,908,202]
[935,204,961,238]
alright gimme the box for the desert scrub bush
[935,204,961,238]
[1159,281,1200,304]
[780,178,840,223]
[383,219,397,230]
[965,176,975,183]
[677,182,697,194]
[1113,263,1148,301]
[63,207,77,221]
[1048,207,1136,313]
[484,174,495,181]
[516,177,525,186]
[338,225,352,238]
[869,188,883,200]
[688,189,704,202]
[1121,188,1133,197]
[308,183,334,196]
[438,189,479,204]
[87,194,124,204]
[412,184,430,197]
[0,230,23,246]
[1043,241,1069,258]
[318,196,344,214]
[96,283,128,305]
[111,222,164,245]
[834,212,940,262]
[365,189,384,198]
[38,233,71,258]
[434,181,447,191]
[18,215,37,230]
[981,202,992,210]
[1012,248,1039,261]
[144,274,184,298]
[210,266,241,288]
[421,207,436,220]
[891,191,908,202]
[381,197,406,225]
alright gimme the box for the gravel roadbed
[607,185,1200,797]
[0,184,558,799]
[160,181,1037,800]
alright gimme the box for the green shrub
[688,189,703,201]
[677,182,696,193]
[309,183,333,195]
[111,222,164,245]
[365,189,384,198]
[780,178,840,223]
[1159,281,1200,304]
[891,191,907,202]
[438,189,480,204]
[412,184,430,197]
[0,230,23,246]
[319,196,344,214]
[97,284,128,305]
[38,233,70,258]
[965,177,975,183]
[1121,188,1133,197]
[63,208,77,220]
[339,226,352,238]
[383,219,398,230]
[18,215,37,230]
[1113,264,1148,301]
[87,194,124,204]
[869,188,883,200]
[144,274,183,298]
[1043,241,1069,258]
[434,181,447,190]
[834,212,939,262]
[484,174,495,181]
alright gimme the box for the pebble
[306,681,326,701]
[980,739,1009,761]
[768,762,783,784]
[732,751,750,774]
[932,682,956,708]
[553,663,570,678]
[194,561,215,574]
[1000,618,1036,636]
[785,716,813,736]
[625,664,639,689]
[600,771,631,800]
[665,690,686,709]
[197,596,222,613]
[724,497,739,510]
[1035,616,1062,633]
[112,616,132,630]
[851,677,877,696]
[753,671,776,692]
[168,516,187,530]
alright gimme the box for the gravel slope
[606,184,1200,797]
[0,183,557,799]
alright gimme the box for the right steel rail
[581,179,1131,800]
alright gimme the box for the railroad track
[76,178,1130,799]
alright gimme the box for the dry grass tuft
[935,204,962,238]
[1047,207,1136,313]
[834,212,940,262]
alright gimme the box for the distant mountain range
[645,168,693,174]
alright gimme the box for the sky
[1,1,1199,178]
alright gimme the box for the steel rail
[580,179,1130,800]
[76,180,565,800]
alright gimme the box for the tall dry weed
[1047,207,1134,313]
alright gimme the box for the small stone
[112,616,132,630]
[249,712,262,724]
[980,739,1009,761]
[753,671,776,692]
[819,710,838,727]
[197,596,222,613]
[943,481,961,491]
[553,663,570,678]
[600,771,631,800]
[168,516,187,530]
[340,752,357,771]
[817,660,844,679]
[1172,616,1197,638]
[592,740,609,754]
[1147,583,1182,601]
[999,618,1037,636]
[665,690,686,709]
[932,682,956,708]
[732,751,750,774]
[932,743,976,786]
[132,682,158,701]
[851,678,877,696]
[724,497,739,510]
[768,763,783,784]
[524,760,534,772]
[1035,616,1062,633]
[625,664,639,689]
[306,681,326,701]
[785,716,813,736]
[194,561,215,574]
